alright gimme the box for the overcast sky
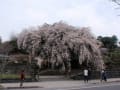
[0,0,120,41]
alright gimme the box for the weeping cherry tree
[17,22,104,74]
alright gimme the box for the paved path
[3,81,120,90]
[1,78,120,89]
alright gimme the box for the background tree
[0,34,27,55]
[0,36,2,44]
[97,35,118,50]
[0,41,13,55]
[9,35,27,54]
[98,35,120,70]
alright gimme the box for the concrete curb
[6,86,42,89]
[90,79,120,84]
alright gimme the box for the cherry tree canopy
[17,22,104,70]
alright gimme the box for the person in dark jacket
[101,69,107,82]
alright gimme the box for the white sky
[0,0,120,41]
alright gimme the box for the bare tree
[111,0,120,5]
[17,22,104,74]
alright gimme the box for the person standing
[84,68,89,83]
[20,70,25,87]
[101,69,107,82]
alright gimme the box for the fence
[70,70,120,80]
[0,68,120,82]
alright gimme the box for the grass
[0,74,31,79]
